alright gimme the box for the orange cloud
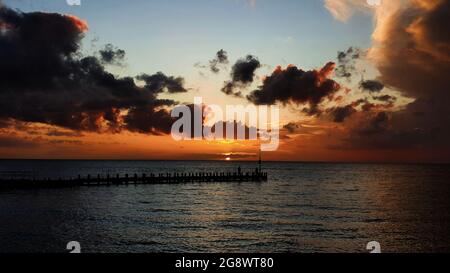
[324,0,374,22]
[65,14,89,32]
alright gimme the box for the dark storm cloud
[0,135,40,148]
[283,122,300,134]
[124,107,175,135]
[230,55,261,83]
[361,102,376,112]
[210,49,229,73]
[359,80,385,93]
[348,0,450,153]
[205,120,257,140]
[99,44,125,65]
[335,47,361,80]
[0,118,11,128]
[329,105,357,123]
[373,95,396,103]
[194,49,229,74]
[374,0,450,100]
[136,72,187,94]
[246,63,341,114]
[0,5,187,135]
[46,129,84,137]
[323,0,450,152]
[357,112,390,137]
[221,82,244,97]
[222,55,261,97]
[337,111,438,150]
[172,103,258,140]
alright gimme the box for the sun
[225,157,231,161]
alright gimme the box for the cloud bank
[0,5,187,135]
[247,63,341,114]
[324,0,450,155]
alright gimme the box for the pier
[0,170,268,190]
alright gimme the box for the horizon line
[0,158,449,165]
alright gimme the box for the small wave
[302,228,334,233]
[363,218,386,223]
[120,240,163,246]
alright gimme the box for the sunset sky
[1,0,449,163]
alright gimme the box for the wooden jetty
[0,170,268,190]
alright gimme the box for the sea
[0,160,449,253]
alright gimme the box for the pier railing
[0,171,268,190]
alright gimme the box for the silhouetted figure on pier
[238,166,242,174]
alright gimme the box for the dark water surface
[0,160,449,253]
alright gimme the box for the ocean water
[0,160,449,253]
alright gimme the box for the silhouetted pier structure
[0,170,268,190]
